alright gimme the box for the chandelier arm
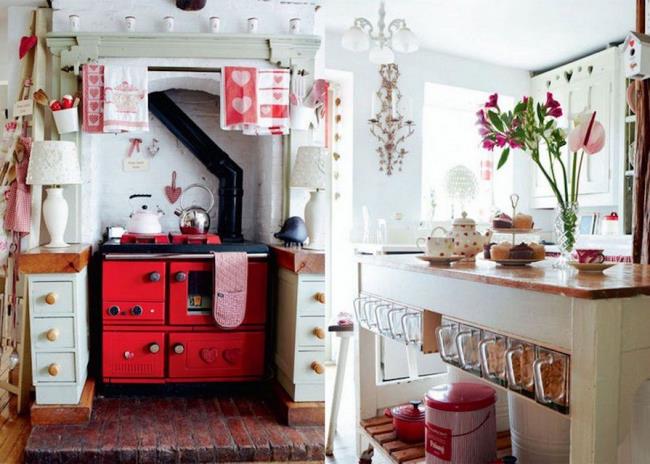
[387,19,407,39]
[354,17,377,40]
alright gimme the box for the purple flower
[482,139,496,151]
[479,126,491,137]
[476,109,488,126]
[545,92,563,118]
[485,93,499,109]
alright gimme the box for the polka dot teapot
[447,211,493,260]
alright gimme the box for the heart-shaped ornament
[199,347,219,364]
[165,171,182,204]
[222,348,241,366]
[19,36,37,60]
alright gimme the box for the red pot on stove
[385,400,425,443]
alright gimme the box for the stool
[325,320,354,456]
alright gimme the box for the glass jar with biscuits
[479,330,508,387]
[505,338,536,397]
[533,347,570,414]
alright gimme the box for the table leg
[326,331,352,456]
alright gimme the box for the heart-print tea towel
[82,64,105,133]
[242,69,290,136]
[220,66,258,131]
[104,66,149,133]
[212,251,248,329]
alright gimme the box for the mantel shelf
[46,32,321,72]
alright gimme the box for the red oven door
[103,261,166,302]
[103,331,165,381]
[168,331,265,380]
[168,260,267,326]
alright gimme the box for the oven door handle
[104,253,268,260]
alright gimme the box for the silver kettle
[174,183,215,235]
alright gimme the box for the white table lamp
[290,146,327,250]
[27,141,81,248]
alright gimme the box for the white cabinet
[28,268,89,404]
[530,47,620,208]
[275,267,326,402]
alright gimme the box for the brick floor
[24,387,324,463]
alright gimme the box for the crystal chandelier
[341,0,419,64]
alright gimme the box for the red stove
[100,234,268,384]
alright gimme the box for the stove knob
[175,272,187,282]
[108,305,120,316]
[173,343,185,354]
[131,305,143,316]
[149,272,161,282]
[149,343,160,354]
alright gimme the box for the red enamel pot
[384,400,425,443]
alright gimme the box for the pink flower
[479,126,491,137]
[475,109,488,126]
[482,139,496,151]
[568,111,606,154]
[485,93,499,109]
[545,92,563,118]
[508,138,523,149]
[495,134,507,147]
[522,96,529,104]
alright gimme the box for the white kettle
[126,194,164,234]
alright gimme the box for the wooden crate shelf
[360,415,512,464]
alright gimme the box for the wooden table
[355,255,650,463]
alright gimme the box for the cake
[509,242,534,260]
[490,242,512,260]
[529,242,545,260]
[492,212,512,229]
[483,242,496,259]
[513,213,534,229]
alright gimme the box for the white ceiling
[320,0,635,71]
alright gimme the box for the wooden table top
[18,244,92,274]
[270,245,325,274]
[357,254,650,300]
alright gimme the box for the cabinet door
[577,73,612,195]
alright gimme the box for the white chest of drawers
[20,245,91,405]
[272,246,326,402]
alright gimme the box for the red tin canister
[425,382,497,463]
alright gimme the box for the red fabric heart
[199,347,219,364]
[273,91,283,101]
[165,171,182,204]
[19,36,37,60]
[274,75,283,84]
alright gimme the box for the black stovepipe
[149,91,244,242]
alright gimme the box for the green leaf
[487,111,505,132]
[497,147,510,169]
[514,101,526,114]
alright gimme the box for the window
[421,83,514,223]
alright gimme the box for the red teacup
[575,248,605,264]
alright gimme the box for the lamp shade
[342,26,370,52]
[27,141,81,186]
[290,146,327,190]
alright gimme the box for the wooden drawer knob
[45,292,58,305]
[310,361,325,375]
[312,327,326,339]
[314,292,326,304]
[46,328,60,342]
[47,363,60,377]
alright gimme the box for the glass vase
[554,202,579,268]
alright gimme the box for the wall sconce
[368,64,415,175]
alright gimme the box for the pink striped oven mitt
[212,252,248,329]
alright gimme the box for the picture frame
[579,213,599,235]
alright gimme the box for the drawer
[103,331,165,379]
[35,352,76,383]
[297,281,326,316]
[293,350,326,383]
[33,317,75,350]
[103,261,166,302]
[296,316,326,348]
[31,281,74,316]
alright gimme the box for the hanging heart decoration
[19,36,37,60]
[165,171,182,204]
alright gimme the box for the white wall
[325,31,531,242]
